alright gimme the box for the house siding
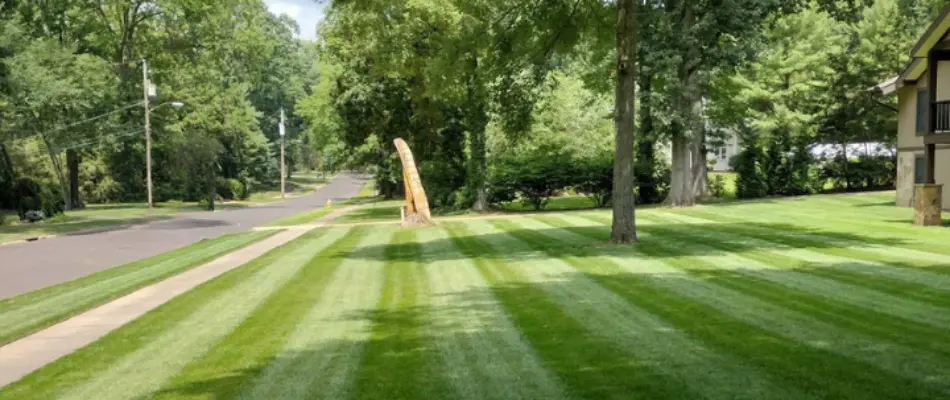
[896,61,950,208]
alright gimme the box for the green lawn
[265,206,337,227]
[0,231,274,345]
[4,191,950,399]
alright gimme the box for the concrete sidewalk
[0,203,357,389]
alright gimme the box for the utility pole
[143,59,153,209]
[279,108,286,199]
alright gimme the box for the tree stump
[394,138,433,227]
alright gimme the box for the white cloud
[264,0,326,41]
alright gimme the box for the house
[877,5,950,225]
[708,132,739,172]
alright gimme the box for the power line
[13,127,147,158]
[0,101,146,142]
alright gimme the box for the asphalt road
[0,173,368,299]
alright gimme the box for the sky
[263,0,327,41]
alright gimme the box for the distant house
[708,132,739,172]
[876,5,950,212]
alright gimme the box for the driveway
[0,173,368,299]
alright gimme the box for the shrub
[732,145,769,199]
[635,141,671,205]
[635,154,671,205]
[489,146,574,210]
[420,157,467,209]
[709,175,727,198]
[574,153,613,207]
[821,156,895,192]
[13,178,63,220]
[215,178,245,201]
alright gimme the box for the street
[0,173,368,299]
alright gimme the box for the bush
[489,146,574,210]
[732,145,769,199]
[216,178,245,201]
[709,175,727,198]
[421,157,467,209]
[635,154,671,205]
[821,156,895,192]
[81,176,123,204]
[13,178,63,220]
[574,152,613,207]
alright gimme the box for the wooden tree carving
[394,138,433,226]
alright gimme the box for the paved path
[0,173,368,299]
[0,203,355,388]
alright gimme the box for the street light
[143,100,183,210]
[279,108,286,199]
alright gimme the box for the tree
[611,0,638,243]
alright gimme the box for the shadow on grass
[883,219,950,227]
[342,221,907,263]
[148,263,948,400]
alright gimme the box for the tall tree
[611,0,638,243]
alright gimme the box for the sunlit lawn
[4,191,949,399]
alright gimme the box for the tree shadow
[341,221,908,263]
[148,257,949,400]
[883,219,950,227]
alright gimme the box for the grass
[0,231,275,345]
[5,191,950,399]
[264,206,337,227]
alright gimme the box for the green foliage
[574,152,614,207]
[13,177,63,220]
[822,156,896,191]
[217,178,246,201]
[634,140,671,205]
[732,137,770,199]
[499,147,574,211]
[709,175,727,199]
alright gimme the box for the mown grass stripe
[421,226,566,400]
[57,227,352,400]
[0,231,275,345]
[443,222,689,400]
[672,207,950,274]
[149,227,369,400]
[467,218,800,400]
[625,214,950,357]
[350,229,450,400]
[646,211,950,306]
[0,229,334,399]
[234,228,390,400]
[679,201,950,258]
[580,213,950,331]
[536,215,950,397]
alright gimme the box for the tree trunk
[691,127,708,199]
[667,131,695,207]
[0,143,15,181]
[467,54,489,211]
[636,70,658,204]
[67,149,81,209]
[40,134,71,211]
[611,0,638,244]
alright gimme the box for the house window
[917,90,929,135]
[915,155,926,184]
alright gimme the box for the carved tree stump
[394,138,433,226]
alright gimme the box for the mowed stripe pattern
[3,194,950,399]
